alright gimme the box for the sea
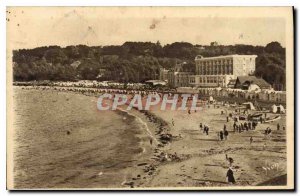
[12,87,146,188]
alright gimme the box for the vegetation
[13,41,286,88]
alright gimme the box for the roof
[236,76,270,89]
[195,54,257,61]
[227,79,237,85]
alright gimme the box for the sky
[6,7,289,49]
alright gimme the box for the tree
[265,42,284,54]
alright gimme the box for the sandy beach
[12,86,287,189]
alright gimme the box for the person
[248,122,252,130]
[263,142,267,150]
[172,119,175,126]
[224,130,229,140]
[199,123,203,130]
[238,125,242,133]
[260,116,263,124]
[264,128,268,135]
[267,127,272,135]
[226,167,236,184]
[250,136,253,145]
[226,154,234,166]
[220,131,224,140]
[241,123,244,131]
[150,138,153,145]
[206,126,209,135]
[245,124,248,131]
[277,123,280,131]
[223,124,227,131]
[226,116,229,122]
[217,132,220,141]
[188,109,191,114]
[252,121,257,130]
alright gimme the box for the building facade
[159,68,169,81]
[166,62,194,88]
[190,54,257,88]
[160,54,257,88]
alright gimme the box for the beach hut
[271,104,277,113]
[242,102,255,110]
[209,96,214,104]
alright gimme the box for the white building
[189,54,257,88]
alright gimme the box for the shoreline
[13,85,173,188]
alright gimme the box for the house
[234,76,271,91]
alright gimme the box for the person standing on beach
[277,123,280,131]
[226,167,236,184]
[233,122,236,132]
[248,122,252,130]
[250,136,253,145]
[172,118,175,126]
[260,116,263,124]
[224,130,228,140]
[226,116,229,122]
[199,123,203,131]
[150,138,153,145]
[206,126,209,135]
[220,131,224,140]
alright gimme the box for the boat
[265,115,281,123]
[250,113,263,118]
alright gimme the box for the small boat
[250,113,263,118]
[265,115,281,123]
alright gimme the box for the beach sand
[140,104,287,188]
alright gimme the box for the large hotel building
[162,54,257,88]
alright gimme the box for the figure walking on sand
[220,131,224,140]
[226,167,236,184]
[224,130,228,140]
[172,118,175,126]
[205,126,209,135]
[250,136,253,145]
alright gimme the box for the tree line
[13,41,286,88]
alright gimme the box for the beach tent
[242,102,255,110]
[271,104,278,113]
[209,96,214,103]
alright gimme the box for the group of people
[199,123,210,135]
[218,125,229,141]
[233,120,257,133]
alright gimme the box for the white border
[2,1,299,196]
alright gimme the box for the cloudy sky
[7,7,290,49]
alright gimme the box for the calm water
[13,88,144,188]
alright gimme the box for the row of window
[196,59,233,66]
[196,64,233,75]
[189,77,225,84]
